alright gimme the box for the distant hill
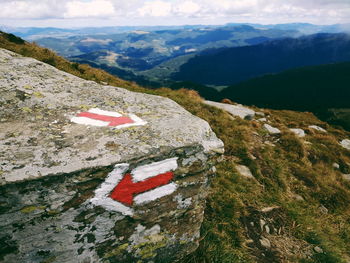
[221,61,350,129]
[34,25,298,73]
[172,33,350,86]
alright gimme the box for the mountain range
[170,33,350,86]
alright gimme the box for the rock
[203,100,255,119]
[314,246,324,253]
[342,174,350,181]
[0,48,224,263]
[261,206,280,213]
[292,194,304,201]
[319,205,329,214]
[309,125,327,133]
[258,118,267,122]
[340,139,350,150]
[236,165,254,179]
[290,128,305,137]
[259,237,271,249]
[263,124,281,135]
[332,163,340,169]
[256,112,265,117]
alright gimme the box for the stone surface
[263,124,281,135]
[236,165,254,179]
[332,163,340,169]
[314,246,324,254]
[203,100,255,119]
[340,139,350,150]
[0,49,224,263]
[290,128,305,138]
[309,125,327,133]
[342,174,350,181]
[260,237,271,249]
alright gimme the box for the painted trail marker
[71,108,146,129]
[90,158,178,215]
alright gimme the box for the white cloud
[138,1,172,17]
[0,0,62,19]
[64,0,116,18]
[0,0,349,26]
[175,1,200,15]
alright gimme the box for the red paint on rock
[78,112,134,127]
[110,172,174,205]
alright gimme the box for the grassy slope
[1,32,350,263]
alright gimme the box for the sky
[0,0,350,28]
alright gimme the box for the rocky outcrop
[263,124,281,135]
[340,139,350,150]
[203,100,255,120]
[0,48,224,263]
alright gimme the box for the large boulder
[0,48,224,263]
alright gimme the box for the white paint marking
[90,164,134,216]
[134,183,177,205]
[132,157,178,182]
[70,108,147,128]
[70,116,109,127]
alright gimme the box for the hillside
[171,33,350,86]
[221,62,350,130]
[1,31,350,263]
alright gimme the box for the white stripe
[88,108,122,117]
[90,164,134,216]
[71,116,109,126]
[131,157,178,182]
[134,183,177,205]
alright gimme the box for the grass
[1,32,350,262]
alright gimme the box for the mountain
[1,31,350,263]
[221,61,350,129]
[170,33,350,86]
[33,25,299,73]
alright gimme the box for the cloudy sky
[0,0,350,27]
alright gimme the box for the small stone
[342,174,350,181]
[340,139,350,150]
[332,163,340,169]
[290,128,305,137]
[292,194,304,201]
[309,125,327,133]
[261,206,280,213]
[319,205,328,214]
[314,246,323,253]
[256,112,265,117]
[263,124,281,135]
[258,118,267,122]
[236,165,254,179]
[260,219,266,230]
[265,225,270,234]
[260,237,271,249]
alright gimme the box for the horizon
[0,0,350,28]
[1,21,350,30]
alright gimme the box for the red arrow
[78,112,134,127]
[109,172,174,205]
